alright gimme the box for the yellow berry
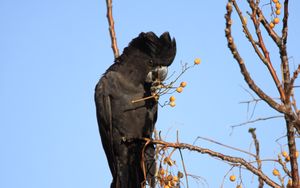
[272,0,278,3]
[282,151,288,158]
[274,17,280,24]
[159,168,165,176]
[166,174,173,181]
[169,96,176,102]
[243,16,247,24]
[171,180,178,186]
[296,151,299,158]
[164,185,170,188]
[236,185,242,188]
[270,22,275,28]
[176,87,183,93]
[275,9,281,15]
[177,171,184,179]
[276,2,281,9]
[272,168,280,176]
[194,58,201,65]
[180,81,187,88]
[163,157,174,166]
[287,179,292,187]
[173,176,179,182]
[285,156,290,162]
[169,101,176,107]
[229,175,236,182]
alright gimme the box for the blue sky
[1,0,299,187]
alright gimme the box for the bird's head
[121,32,176,83]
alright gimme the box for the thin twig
[106,0,119,58]
[248,128,264,188]
[179,149,189,188]
[231,115,283,129]
[288,64,300,94]
[278,154,292,178]
[194,136,256,157]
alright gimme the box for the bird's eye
[148,59,154,66]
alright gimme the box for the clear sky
[1,0,299,187]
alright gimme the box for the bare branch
[225,0,286,113]
[231,115,283,129]
[142,138,281,188]
[282,0,289,47]
[248,128,264,187]
[106,0,119,59]
[277,154,292,178]
[288,64,300,94]
[256,6,281,45]
[179,149,189,188]
[286,117,300,187]
[244,0,286,103]
[280,0,291,100]
[194,136,256,157]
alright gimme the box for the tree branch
[248,128,264,188]
[225,0,286,113]
[106,0,119,59]
[247,0,286,102]
[231,115,283,129]
[142,138,281,188]
[286,117,299,187]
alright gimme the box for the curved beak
[146,66,168,83]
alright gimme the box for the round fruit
[272,168,280,176]
[164,157,174,166]
[159,168,165,176]
[180,81,187,87]
[274,17,280,24]
[194,58,201,65]
[173,176,179,182]
[282,151,288,158]
[285,156,290,162]
[177,171,184,178]
[169,180,176,186]
[166,175,173,181]
[176,87,183,93]
[169,101,176,107]
[275,9,281,15]
[164,185,170,188]
[287,179,292,187]
[272,0,278,3]
[270,22,275,28]
[169,96,176,102]
[296,151,299,158]
[276,2,281,9]
[236,185,242,188]
[229,175,236,182]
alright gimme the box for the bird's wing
[95,81,117,176]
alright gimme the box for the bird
[94,31,176,188]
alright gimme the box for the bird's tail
[111,141,156,188]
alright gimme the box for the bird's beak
[146,66,168,83]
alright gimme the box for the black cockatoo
[95,32,176,188]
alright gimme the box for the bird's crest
[120,32,176,66]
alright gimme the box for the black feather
[95,32,176,188]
